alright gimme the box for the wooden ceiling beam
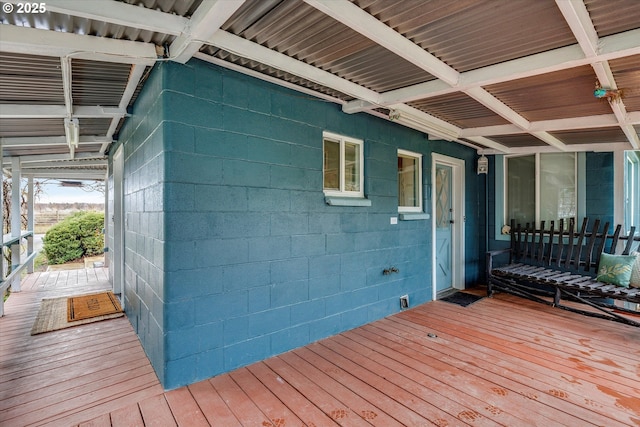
[170,0,247,64]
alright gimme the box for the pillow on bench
[597,253,637,288]
[631,251,640,288]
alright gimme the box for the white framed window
[323,131,364,198]
[625,150,640,233]
[504,152,577,227]
[398,149,423,213]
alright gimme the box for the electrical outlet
[400,295,409,309]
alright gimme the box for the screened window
[398,149,422,212]
[505,153,576,226]
[323,132,363,197]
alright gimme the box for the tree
[2,177,43,272]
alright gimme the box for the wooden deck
[1,270,639,426]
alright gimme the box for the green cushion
[596,253,636,287]
[631,252,640,288]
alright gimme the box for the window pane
[344,142,360,192]
[323,140,340,190]
[507,155,535,225]
[540,153,575,223]
[625,151,640,232]
[398,155,418,207]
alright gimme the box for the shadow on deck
[1,269,639,426]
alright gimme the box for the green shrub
[43,211,104,264]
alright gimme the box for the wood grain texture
[2,268,639,426]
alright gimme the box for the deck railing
[1,231,39,316]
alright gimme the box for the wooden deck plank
[209,374,273,426]
[278,351,405,427]
[164,387,209,427]
[109,403,144,427]
[363,319,617,426]
[405,305,622,385]
[325,333,525,426]
[433,298,637,373]
[293,346,432,426]
[138,395,177,427]
[263,356,370,427]
[77,412,110,427]
[309,340,493,426]
[229,366,307,427]
[404,302,640,393]
[2,272,639,427]
[243,362,335,427]
[187,380,242,427]
[393,302,639,425]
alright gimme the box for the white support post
[10,157,21,292]
[27,176,34,273]
[103,170,110,268]
[0,139,4,283]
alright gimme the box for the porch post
[103,170,109,268]
[10,157,21,292]
[0,140,3,282]
[27,175,34,273]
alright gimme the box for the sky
[36,181,105,204]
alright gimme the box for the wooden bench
[486,218,640,327]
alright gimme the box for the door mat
[440,292,484,307]
[31,291,124,335]
[68,291,123,321]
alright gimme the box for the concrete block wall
[112,64,167,384]
[118,59,481,389]
[585,152,614,226]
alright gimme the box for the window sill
[325,196,371,207]
[399,213,430,221]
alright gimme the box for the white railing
[1,231,38,316]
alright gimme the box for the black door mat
[439,292,484,307]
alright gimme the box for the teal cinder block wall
[114,59,483,390]
[110,61,167,385]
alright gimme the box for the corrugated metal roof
[491,134,550,148]
[408,92,510,129]
[586,0,640,37]
[201,47,356,102]
[550,128,630,145]
[358,0,576,72]
[610,55,640,112]
[484,66,613,122]
[120,0,204,17]
[0,53,64,104]
[221,0,435,93]
[0,118,64,137]
[72,60,131,107]
[1,0,639,177]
